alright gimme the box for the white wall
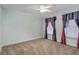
[2,9,43,46]
[2,5,79,47]
[43,6,79,47]
[0,5,2,52]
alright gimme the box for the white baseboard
[2,37,42,47]
[0,47,2,53]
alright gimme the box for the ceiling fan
[35,5,56,13]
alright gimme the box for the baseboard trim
[2,37,43,47]
[0,47,2,53]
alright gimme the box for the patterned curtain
[44,17,57,41]
[53,17,57,41]
[44,19,48,39]
[61,11,79,48]
[61,13,73,44]
[61,15,66,44]
[51,17,57,41]
[74,11,79,48]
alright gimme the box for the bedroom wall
[2,8,43,46]
[43,6,79,47]
[0,5,2,52]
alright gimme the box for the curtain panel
[61,11,79,48]
[44,17,57,41]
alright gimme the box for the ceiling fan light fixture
[40,8,48,12]
[35,5,56,13]
[39,5,53,13]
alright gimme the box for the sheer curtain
[44,17,57,41]
[61,11,79,48]
[47,22,53,35]
[65,20,79,39]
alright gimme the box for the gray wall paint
[2,9,43,46]
[0,5,2,51]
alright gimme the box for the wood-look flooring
[1,39,79,55]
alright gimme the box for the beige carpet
[1,38,79,55]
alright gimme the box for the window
[65,19,79,39]
[47,22,53,34]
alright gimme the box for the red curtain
[61,11,79,48]
[61,15,66,44]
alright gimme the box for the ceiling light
[40,9,47,12]
[35,5,56,13]
[39,5,50,12]
[40,8,51,13]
